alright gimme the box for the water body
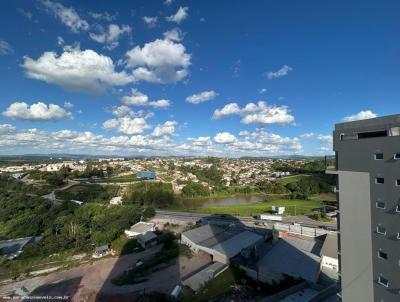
[181,194,265,208]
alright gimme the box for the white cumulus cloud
[22,47,133,93]
[125,38,191,83]
[214,132,237,144]
[166,6,188,24]
[343,110,378,122]
[163,28,184,42]
[213,101,294,125]
[317,134,333,143]
[121,89,149,106]
[152,121,177,137]
[2,102,72,121]
[186,90,218,104]
[63,101,74,108]
[121,89,171,108]
[103,116,150,135]
[90,24,131,50]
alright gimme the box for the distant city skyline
[0,0,399,156]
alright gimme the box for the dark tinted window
[378,276,389,287]
[376,177,384,184]
[358,130,387,139]
[374,153,384,160]
[378,251,388,260]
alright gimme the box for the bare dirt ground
[0,245,162,301]
[0,247,211,302]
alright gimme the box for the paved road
[42,180,80,204]
[155,210,337,230]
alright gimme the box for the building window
[358,130,387,139]
[376,225,386,235]
[375,177,385,184]
[378,275,389,287]
[377,250,388,260]
[396,205,400,213]
[394,153,400,160]
[374,153,384,160]
[376,201,386,209]
[396,180,400,187]
[397,232,400,240]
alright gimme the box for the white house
[110,196,123,205]
[124,222,155,238]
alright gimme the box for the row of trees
[257,174,334,199]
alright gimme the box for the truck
[257,214,283,221]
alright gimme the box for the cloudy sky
[0,0,398,156]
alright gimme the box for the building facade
[329,115,400,302]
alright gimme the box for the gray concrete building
[328,114,400,302]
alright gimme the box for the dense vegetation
[181,181,210,197]
[0,175,154,262]
[124,181,176,208]
[257,174,335,199]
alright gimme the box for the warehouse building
[136,171,156,180]
[181,224,263,264]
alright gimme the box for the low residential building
[110,196,123,205]
[136,231,158,249]
[124,222,156,238]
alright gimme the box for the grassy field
[277,174,311,185]
[55,184,119,203]
[168,198,325,217]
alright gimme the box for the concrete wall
[257,266,285,284]
[321,255,338,272]
[181,234,200,253]
[212,250,229,264]
[337,171,374,302]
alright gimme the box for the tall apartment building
[328,115,400,302]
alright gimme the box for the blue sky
[0,0,399,156]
